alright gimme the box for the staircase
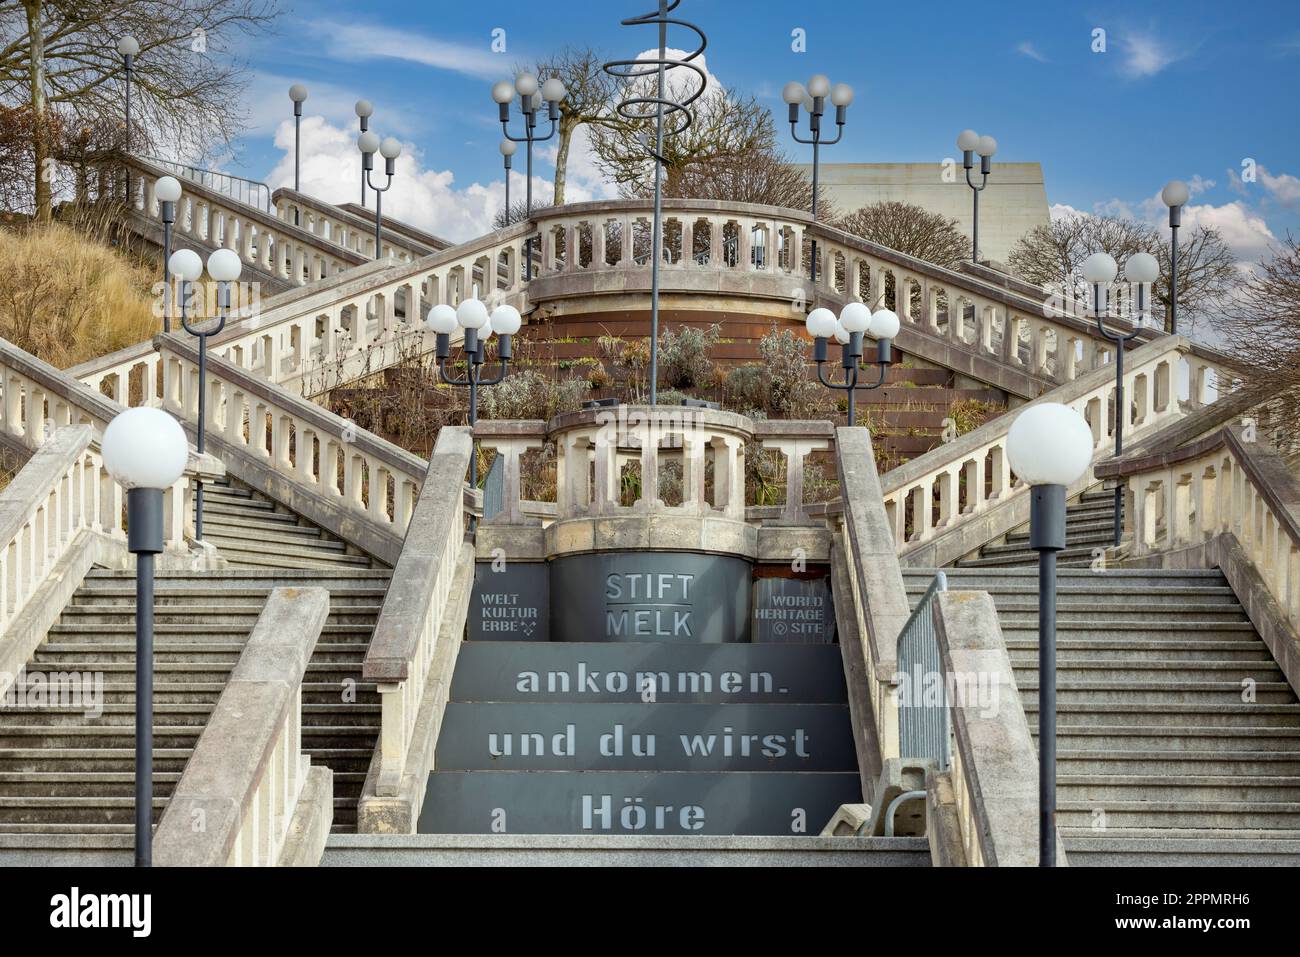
[0,483,392,854]
[904,566,1300,865]
[956,488,1119,569]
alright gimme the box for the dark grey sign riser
[418,770,863,836]
[550,552,752,643]
[469,561,550,642]
[451,641,849,704]
[752,576,836,644]
[434,702,856,772]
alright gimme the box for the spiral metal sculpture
[603,1,708,403]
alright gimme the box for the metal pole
[1169,222,1179,336]
[127,486,163,868]
[195,332,207,541]
[161,212,173,334]
[1030,483,1065,868]
[810,134,820,286]
[649,0,667,406]
[1113,340,1125,545]
[294,113,301,225]
[469,364,479,489]
[124,58,132,201]
[972,186,979,264]
[375,188,383,259]
[525,124,534,281]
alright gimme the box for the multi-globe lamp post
[494,73,566,281]
[1004,402,1095,868]
[288,84,308,223]
[175,248,242,540]
[782,75,853,286]
[1082,250,1160,546]
[1161,179,1189,335]
[356,100,374,206]
[500,140,517,224]
[358,133,402,259]
[956,130,998,264]
[101,406,191,867]
[805,302,900,425]
[154,175,182,333]
[425,300,521,490]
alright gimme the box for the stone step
[33,641,370,662]
[999,622,1260,640]
[45,622,375,637]
[956,545,1106,568]
[70,587,388,605]
[992,603,1249,622]
[1023,703,1300,728]
[435,702,858,772]
[1055,801,1300,830]
[0,796,168,825]
[1009,660,1284,683]
[204,539,371,568]
[906,568,1228,584]
[1058,774,1300,802]
[904,585,1242,605]
[450,642,849,704]
[0,774,182,798]
[1016,681,1295,705]
[1004,639,1273,661]
[1057,751,1300,775]
[322,834,931,867]
[1006,518,1119,543]
[1062,834,1300,867]
[55,605,382,624]
[418,770,863,836]
[1049,727,1300,749]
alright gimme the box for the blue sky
[224,0,1300,254]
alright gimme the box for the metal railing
[896,570,950,770]
[142,156,273,213]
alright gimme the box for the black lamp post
[155,176,181,333]
[288,84,308,224]
[427,301,519,491]
[1161,180,1189,335]
[1005,402,1095,868]
[359,133,401,260]
[117,36,139,199]
[355,100,373,207]
[783,76,852,286]
[806,303,899,426]
[500,139,517,225]
[494,73,565,282]
[101,407,191,867]
[957,130,997,264]
[1084,251,1159,546]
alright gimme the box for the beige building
[794,161,1051,265]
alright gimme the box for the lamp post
[154,176,182,333]
[1161,179,1188,335]
[355,100,373,206]
[181,249,241,540]
[118,36,140,199]
[428,301,520,491]
[783,76,852,286]
[359,133,401,260]
[1083,251,1158,546]
[806,302,899,425]
[1005,402,1095,868]
[494,73,565,282]
[500,140,517,225]
[956,130,997,264]
[101,406,190,867]
[287,84,308,224]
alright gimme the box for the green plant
[657,322,721,390]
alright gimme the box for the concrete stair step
[1017,681,1295,705]
[1058,774,1300,802]
[957,546,1108,567]
[1058,751,1300,775]
[1009,660,1284,682]
[1050,727,1300,749]
[1004,638,1273,661]
[71,587,388,604]
[202,515,334,539]
[1056,802,1300,830]
[0,796,168,825]
[55,606,382,624]
[46,622,374,636]
[1062,833,1300,866]
[1024,703,1300,727]
[1000,622,1259,638]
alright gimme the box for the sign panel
[418,770,862,836]
[435,702,856,772]
[550,552,752,643]
[451,641,849,703]
[752,575,835,644]
[468,561,549,642]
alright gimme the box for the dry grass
[0,215,158,368]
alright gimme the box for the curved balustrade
[273,188,442,264]
[879,335,1232,562]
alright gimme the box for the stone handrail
[836,426,909,762]
[1100,422,1300,633]
[154,334,425,561]
[153,587,332,866]
[123,155,369,287]
[363,426,472,797]
[880,335,1232,566]
[273,188,442,263]
[932,590,1062,867]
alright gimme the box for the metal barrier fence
[896,570,950,770]
[143,156,273,213]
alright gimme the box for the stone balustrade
[879,335,1233,566]
[474,405,836,562]
[273,188,442,264]
[124,156,369,287]
[362,427,472,821]
[153,587,333,866]
[155,334,425,560]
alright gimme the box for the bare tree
[588,78,770,199]
[667,143,829,213]
[1229,235,1300,452]
[1008,212,1239,334]
[0,0,279,219]
[834,201,969,269]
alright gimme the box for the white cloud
[1258,166,1300,207]
[240,72,419,140]
[1178,201,1277,263]
[1117,31,1183,78]
[1016,41,1049,63]
[305,20,502,79]
[266,117,535,242]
